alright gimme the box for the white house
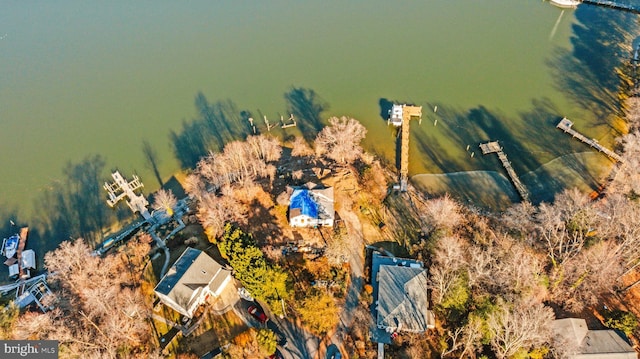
[289,184,334,228]
[154,247,232,318]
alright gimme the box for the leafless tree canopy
[429,235,467,305]
[611,131,640,195]
[14,237,152,357]
[186,135,281,240]
[152,188,177,217]
[290,135,314,157]
[190,134,281,191]
[417,194,464,233]
[487,301,554,359]
[315,116,367,165]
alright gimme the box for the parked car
[248,305,268,323]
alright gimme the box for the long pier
[581,0,640,13]
[391,105,423,191]
[479,141,530,201]
[556,117,623,162]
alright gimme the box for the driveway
[323,208,366,358]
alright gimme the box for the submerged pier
[389,104,423,191]
[479,141,530,201]
[556,117,623,162]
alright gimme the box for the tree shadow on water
[549,4,638,124]
[170,93,249,169]
[408,99,602,206]
[378,98,394,121]
[284,87,329,143]
[32,155,127,254]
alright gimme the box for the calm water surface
[0,1,629,217]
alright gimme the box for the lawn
[176,309,248,357]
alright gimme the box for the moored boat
[550,0,581,9]
[1,234,19,258]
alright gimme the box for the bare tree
[429,235,467,305]
[551,240,623,312]
[152,188,177,217]
[534,188,595,266]
[611,131,640,195]
[197,191,247,240]
[596,193,640,270]
[245,135,282,163]
[487,301,554,359]
[16,237,152,357]
[441,316,483,359]
[469,236,545,302]
[500,201,536,238]
[291,135,314,157]
[315,116,367,165]
[415,194,463,233]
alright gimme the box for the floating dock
[479,141,530,201]
[556,117,623,162]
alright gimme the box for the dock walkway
[581,0,640,14]
[397,105,423,191]
[479,141,530,201]
[556,118,623,162]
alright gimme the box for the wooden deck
[479,141,530,201]
[556,117,623,162]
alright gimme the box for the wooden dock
[397,105,423,191]
[479,141,530,201]
[581,0,640,14]
[556,117,623,162]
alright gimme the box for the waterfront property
[370,251,435,341]
[288,183,335,228]
[154,248,232,318]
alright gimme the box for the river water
[0,1,635,219]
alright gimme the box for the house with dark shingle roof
[288,183,334,227]
[553,318,637,359]
[371,251,435,336]
[154,247,232,318]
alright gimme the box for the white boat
[1,234,19,258]
[550,0,581,9]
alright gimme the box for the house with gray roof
[553,318,637,359]
[288,184,334,227]
[371,251,435,336]
[154,247,232,318]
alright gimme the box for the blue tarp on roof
[290,189,318,218]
